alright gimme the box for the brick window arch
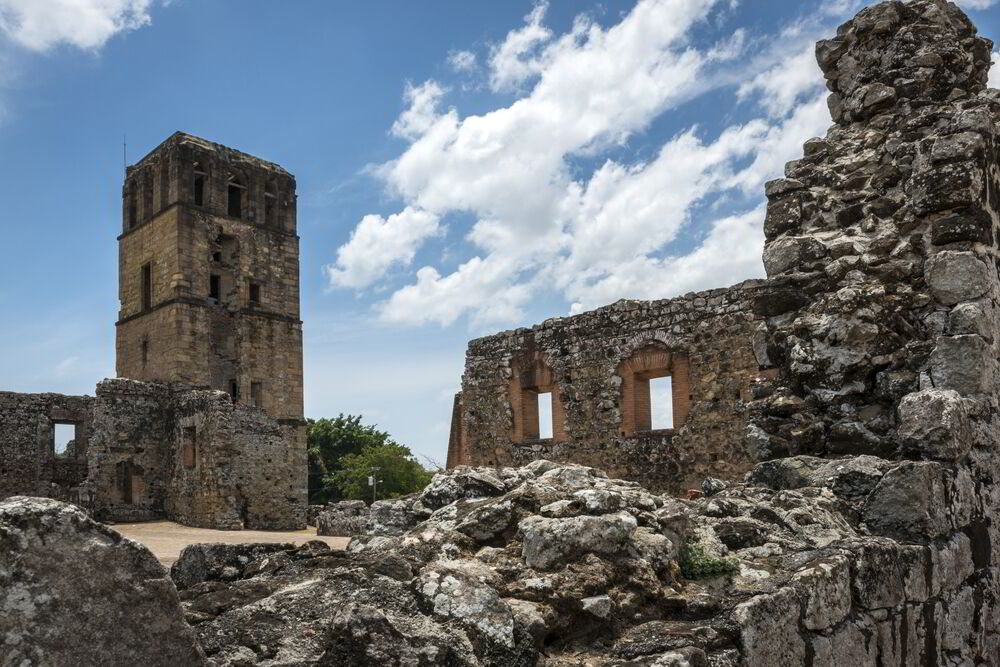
[618,344,690,435]
[510,356,567,443]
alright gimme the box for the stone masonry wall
[449,282,776,494]
[0,391,94,501]
[736,1,1000,663]
[168,388,306,530]
[0,378,306,529]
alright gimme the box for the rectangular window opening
[250,381,262,408]
[264,193,276,226]
[537,391,553,440]
[227,185,242,218]
[128,190,138,229]
[649,376,674,430]
[54,423,76,457]
[209,274,221,302]
[229,379,239,401]
[141,339,149,368]
[249,282,261,305]
[182,426,197,469]
[193,174,205,206]
[141,263,152,311]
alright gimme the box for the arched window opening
[618,344,690,436]
[510,355,566,443]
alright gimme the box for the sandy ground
[113,520,350,566]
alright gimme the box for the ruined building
[446,284,777,493]
[0,133,306,529]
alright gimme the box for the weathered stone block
[0,497,205,666]
[792,555,851,630]
[733,587,805,667]
[897,389,972,461]
[929,335,990,395]
[862,463,960,541]
[925,251,990,306]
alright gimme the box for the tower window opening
[250,381,262,408]
[229,379,240,401]
[193,175,205,206]
[128,189,138,229]
[264,183,277,226]
[209,274,221,302]
[249,282,261,305]
[141,263,152,311]
[227,177,245,218]
[212,251,222,263]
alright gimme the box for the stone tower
[115,132,304,424]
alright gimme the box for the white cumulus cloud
[991,52,1000,89]
[331,0,845,328]
[325,207,441,290]
[448,49,476,73]
[488,2,553,92]
[0,0,154,51]
[391,80,448,141]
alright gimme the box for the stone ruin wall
[0,378,306,530]
[0,391,94,502]
[731,1,1000,663]
[449,281,777,494]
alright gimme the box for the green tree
[329,442,434,502]
[307,415,395,504]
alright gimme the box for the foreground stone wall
[449,282,775,493]
[743,1,1000,663]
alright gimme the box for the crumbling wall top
[819,0,993,124]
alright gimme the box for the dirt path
[113,520,350,566]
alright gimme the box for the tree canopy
[306,415,433,504]
[329,442,434,502]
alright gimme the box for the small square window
[54,423,76,457]
[212,251,222,263]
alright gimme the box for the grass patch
[679,541,739,580]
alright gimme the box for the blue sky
[0,0,997,466]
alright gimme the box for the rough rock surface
[315,499,370,536]
[162,452,993,665]
[0,496,206,666]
